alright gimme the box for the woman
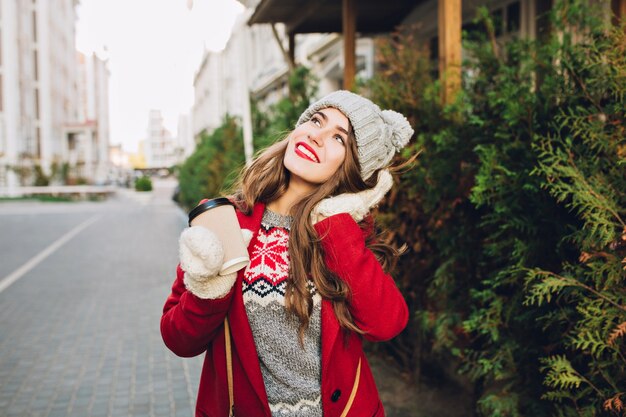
[161,90,414,416]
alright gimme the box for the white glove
[179,226,253,299]
[311,170,394,224]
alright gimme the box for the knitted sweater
[242,209,322,416]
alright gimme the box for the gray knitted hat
[296,90,414,180]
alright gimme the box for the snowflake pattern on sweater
[243,209,322,417]
[244,224,289,302]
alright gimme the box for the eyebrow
[314,111,349,137]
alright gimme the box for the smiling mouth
[295,142,320,163]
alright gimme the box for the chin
[284,166,324,189]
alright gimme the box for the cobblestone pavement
[0,180,202,417]
[0,179,462,417]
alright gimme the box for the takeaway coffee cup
[188,197,250,275]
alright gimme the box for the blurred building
[176,114,195,158]
[192,51,226,140]
[143,109,182,170]
[128,142,147,171]
[0,0,84,187]
[108,143,133,186]
[190,0,376,143]
[305,34,375,95]
[68,51,111,184]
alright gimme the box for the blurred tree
[177,115,244,210]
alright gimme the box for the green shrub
[33,165,49,186]
[365,0,625,415]
[60,162,70,185]
[177,115,245,210]
[134,175,153,192]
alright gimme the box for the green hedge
[366,1,625,415]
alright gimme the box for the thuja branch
[536,270,626,313]
[579,372,605,399]
[567,154,626,228]
[562,59,603,113]
[597,365,621,394]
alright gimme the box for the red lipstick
[294,142,320,163]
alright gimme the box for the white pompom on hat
[296,90,414,180]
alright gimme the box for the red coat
[161,202,408,417]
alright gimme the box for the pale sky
[75,0,245,153]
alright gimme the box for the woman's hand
[310,170,394,224]
[179,226,224,278]
[179,226,253,299]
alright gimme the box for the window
[35,89,40,118]
[67,133,76,151]
[461,21,484,42]
[429,36,438,61]
[32,10,37,42]
[428,36,440,79]
[495,1,521,38]
[33,50,38,80]
[492,8,504,37]
[35,128,41,158]
[507,2,521,33]
[461,1,521,41]
[430,1,523,80]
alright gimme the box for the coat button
[331,389,341,402]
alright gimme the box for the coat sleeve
[314,213,408,341]
[160,264,233,357]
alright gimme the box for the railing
[0,185,117,198]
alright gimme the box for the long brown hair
[230,127,401,342]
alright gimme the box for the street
[0,179,202,417]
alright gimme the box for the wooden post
[612,0,626,30]
[342,0,356,91]
[271,24,294,71]
[438,0,461,104]
[288,32,296,67]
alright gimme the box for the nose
[308,133,324,147]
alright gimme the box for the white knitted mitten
[179,226,254,299]
[311,170,394,224]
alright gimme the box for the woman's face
[284,107,350,192]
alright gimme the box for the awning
[248,0,417,34]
